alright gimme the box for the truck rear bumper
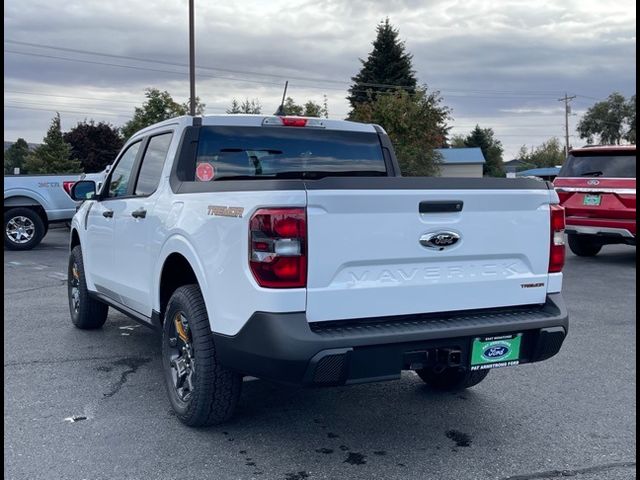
[213,294,568,386]
[565,216,636,244]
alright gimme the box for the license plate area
[470,333,522,371]
[583,194,601,206]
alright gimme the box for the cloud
[3,0,636,159]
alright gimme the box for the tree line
[4,18,635,176]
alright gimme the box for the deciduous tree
[350,87,450,176]
[121,88,205,139]
[64,120,123,173]
[577,92,634,145]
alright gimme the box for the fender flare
[153,234,209,314]
[4,189,49,212]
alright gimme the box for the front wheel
[68,246,109,329]
[416,366,490,391]
[568,234,602,257]
[162,285,242,426]
[4,207,46,250]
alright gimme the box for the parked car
[67,114,568,426]
[4,171,106,250]
[554,145,636,256]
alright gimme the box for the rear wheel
[162,285,242,426]
[416,366,490,391]
[68,245,109,329]
[568,234,602,257]
[4,207,46,250]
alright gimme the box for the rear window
[558,151,636,178]
[181,126,386,181]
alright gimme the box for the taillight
[549,204,565,273]
[62,181,76,197]
[249,208,307,288]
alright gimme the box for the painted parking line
[46,272,68,281]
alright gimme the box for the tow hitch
[405,347,463,371]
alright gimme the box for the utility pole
[188,0,196,116]
[558,93,576,156]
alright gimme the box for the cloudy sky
[4,0,636,159]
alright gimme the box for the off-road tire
[162,285,242,427]
[68,245,109,329]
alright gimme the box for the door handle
[102,210,114,218]
[131,208,147,219]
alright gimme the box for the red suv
[554,145,636,256]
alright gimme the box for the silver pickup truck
[4,172,105,250]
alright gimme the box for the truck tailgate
[305,178,553,322]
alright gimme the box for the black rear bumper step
[213,294,568,386]
[309,303,560,338]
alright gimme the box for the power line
[4,50,286,87]
[4,104,131,117]
[5,90,143,105]
[5,39,574,98]
[4,91,230,112]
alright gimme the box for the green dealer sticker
[470,333,522,371]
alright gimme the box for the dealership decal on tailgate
[470,333,522,370]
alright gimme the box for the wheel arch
[155,236,209,325]
[70,228,81,250]
[4,195,49,226]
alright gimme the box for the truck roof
[130,114,379,140]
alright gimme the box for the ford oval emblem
[419,231,461,250]
[587,179,600,186]
[482,345,510,360]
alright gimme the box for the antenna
[274,81,288,116]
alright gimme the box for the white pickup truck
[67,115,569,426]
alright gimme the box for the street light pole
[188,0,196,116]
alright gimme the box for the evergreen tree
[4,138,30,174]
[24,114,81,174]
[64,120,123,173]
[348,18,417,110]
[462,125,505,177]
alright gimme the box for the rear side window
[135,133,173,196]
[558,151,636,178]
[180,126,386,181]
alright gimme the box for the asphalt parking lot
[4,229,636,480]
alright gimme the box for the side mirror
[70,180,97,201]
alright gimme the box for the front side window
[135,133,173,196]
[108,141,142,198]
